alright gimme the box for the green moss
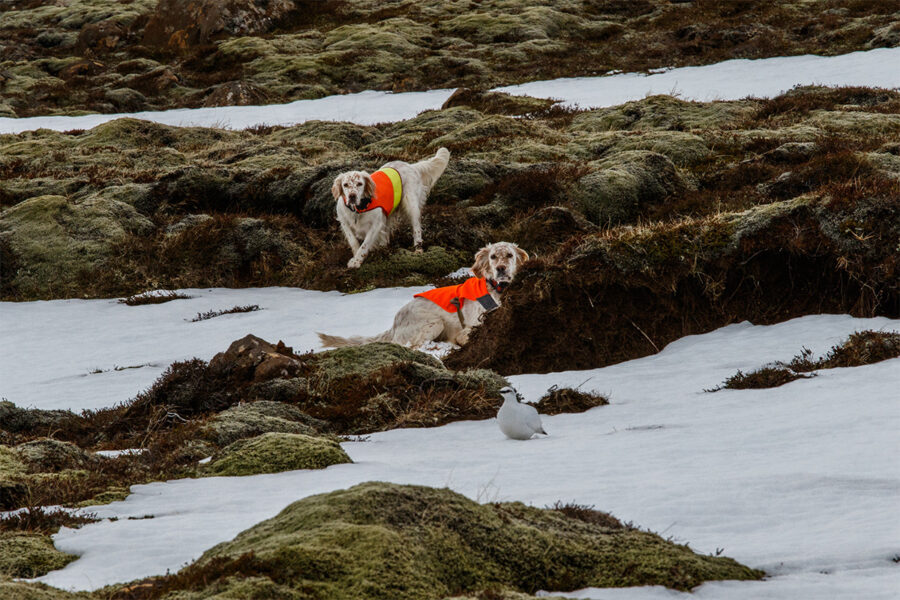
[0,194,153,298]
[0,580,89,600]
[0,446,27,478]
[0,533,77,578]
[804,110,900,135]
[569,96,754,132]
[204,401,319,447]
[204,433,351,477]
[571,151,684,225]
[14,439,94,472]
[310,343,442,393]
[570,130,710,167]
[160,576,307,600]
[74,487,130,508]
[184,482,761,599]
[355,246,467,283]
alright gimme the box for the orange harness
[346,167,403,216]
[414,277,500,325]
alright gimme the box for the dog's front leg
[339,219,361,255]
[348,215,385,269]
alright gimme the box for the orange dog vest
[348,167,403,216]
[414,277,500,313]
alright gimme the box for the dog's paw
[455,328,471,345]
[347,257,363,269]
[414,244,424,254]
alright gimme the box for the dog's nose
[496,265,507,274]
[348,193,357,201]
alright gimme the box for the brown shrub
[533,387,609,415]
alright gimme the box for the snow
[1,48,898,135]
[0,287,428,412]
[3,288,896,598]
[495,47,900,108]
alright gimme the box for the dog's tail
[317,330,392,348]
[413,147,450,193]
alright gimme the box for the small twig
[628,319,660,353]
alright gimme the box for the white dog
[318,242,528,347]
[331,147,450,268]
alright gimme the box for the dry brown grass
[710,330,900,391]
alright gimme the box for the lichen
[203,433,351,477]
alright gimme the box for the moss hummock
[169,482,762,599]
[203,433,351,477]
[0,533,77,578]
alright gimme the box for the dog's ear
[514,245,529,265]
[471,245,491,279]
[363,173,377,198]
[331,174,344,200]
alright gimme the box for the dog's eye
[490,255,496,259]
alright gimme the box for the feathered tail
[413,147,450,193]
[317,330,392,348]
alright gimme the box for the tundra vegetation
[1,0,897,117]
[2,86,898,372]
[2,2,899,594]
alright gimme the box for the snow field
[1,47,897,135]
[2,288,896,598]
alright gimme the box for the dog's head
[471,242,529,286]
[332,171,376,211]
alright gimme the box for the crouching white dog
[318,241,528,347]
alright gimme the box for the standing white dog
[318,241,528,348]
[331,147,450,268]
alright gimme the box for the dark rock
[208,334,303,383]
[76,20,125,54]
[203,81,270,107]
[143,0,300,52]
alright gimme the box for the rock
[104,87,147,111]
[76,20,124,54]
[143,0,300,52]
[203,81,270,107]
[203,432,351,476]
[208,334,304,383]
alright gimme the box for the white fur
[318,242,529,348]
[332,147,450,268]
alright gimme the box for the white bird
[497,386,547,440]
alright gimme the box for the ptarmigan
[497,386,547,440]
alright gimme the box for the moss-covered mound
[2,87,899,301]
[447,191,900,375]
[0,335,509,510]
[0,581,89,600]
[129,482,760,599]
[204,401,322,447]
[203,433,351,477]
[0,533,77,578]
[1,0,896,116]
